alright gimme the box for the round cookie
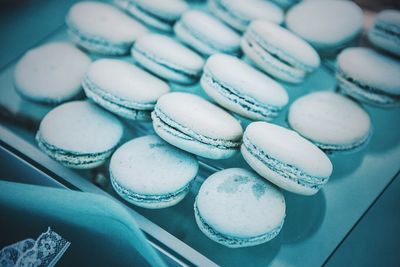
[201,54,288,121]
[174,10,241,56]
[36,101,123,169]
[242,20,320,84]
[288,91,372,152]
[83,59,170,120]
[286,0,363,54]
[336,47,400,107]
[66,1,147,55]
[152,92,243,159]
[241,121,333,196]
[110,135,199,209]
[194,168,286,248]
[132,33,204,84]
[14,42,91,104]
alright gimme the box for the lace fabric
[0,227,70,267]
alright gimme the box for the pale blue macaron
[286,0,364,55]
[152,92,243,159]
[114,0,188,32]
[66,1,147,55]
[110,135,199,209]
[241,121,333,195]
[132,33,204,84]
[288,91,372,152]
[368,9,400,57]
[82,58,170,120]
[208,0,284,32]
[36,101,123,169]
[174,10,241,56]
[242,20,320,84]
[14,42,91,105]
[201,54,288,121]
[194,168,286,248]
[336,47,400,107]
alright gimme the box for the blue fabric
[0,180,166,267]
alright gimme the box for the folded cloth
[0,180,166,267]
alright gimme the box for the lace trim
[0,227,70,267]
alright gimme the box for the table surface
[1,1,399,267]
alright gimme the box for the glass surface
[1,16,400,267]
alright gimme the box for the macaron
[132,34,204,84]
[36,101,123,169]
[288,91,372,152]
[83,59,170,120]
[201,54,288,121]
[336,47,400,107]
[242,20,320,84]
[14,42,91,104]
[114,0,188,32]
[286,0,363,55]
[110,135,199,209]
[241,121,333,195]
[173,10,241,56]
[208,0,284,32]
[152,92,243,159]
[66,1,147,55]
[194,168,285,248]
[368,9,400,57]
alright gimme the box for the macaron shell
[85,59,169,104]
[14,42,91,103]
[67,2,147,44]
[196,168,285,238]
[337,47,400,95]
[288,91,371,149]
[286,0,363,49]
[247,20,320,70]
[240,145,318,195]
[174,10,241,55]
[203,54,288,107]
[155,92,243,141]
[244,121,332,179]
[110,135,198,195]
[38,101,123,154]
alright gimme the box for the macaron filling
[246,29,313,73]
[110,173,192,204]
[82,76,153,118]
[242,136,328,189]
[176,21,239,55]
[373,21,400,39]
[152,107,241,150]
[194,201,283,247]
[133,46,200,81]
[337,69,400,104]
[66,22,131,55]
[36,132,113,167]
[201,70,281,118]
